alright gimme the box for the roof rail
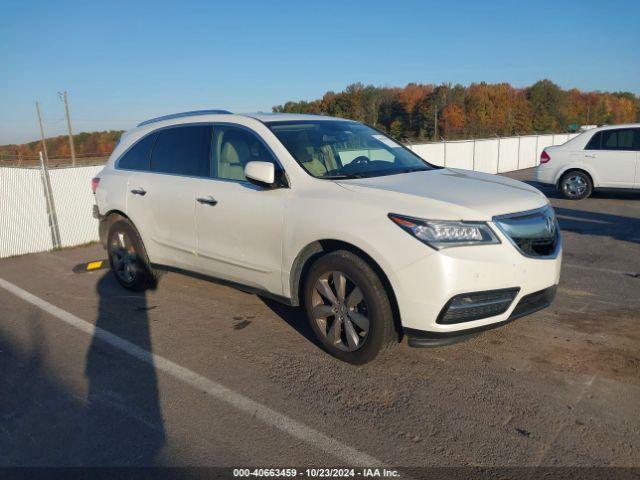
[137,109,232,127]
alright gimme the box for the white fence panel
[411,132,584,174]
[473,139,499,174]
[0,167,54,258]
[496,137,519,173]
[48,165,103,248]
[410,142,444,166]
[518,136,538,169]
[444,141,474,169]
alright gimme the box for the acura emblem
[544,215,555,235]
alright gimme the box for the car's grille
[493,206,560,258]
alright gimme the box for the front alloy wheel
[304,250,397,364]
[311,271,370,352]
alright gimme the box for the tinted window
[150,125,211,176]
[212,125,278,181]
[118,133,157,170]
[585,131,601,150]
[599,129,636,151]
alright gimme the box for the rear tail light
[540,150,551,164]
[91,177,100,194]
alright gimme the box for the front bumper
[388,224,562,337]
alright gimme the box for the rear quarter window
[584,131,602,150]
[150,125,211,177]
[118,133,157,170]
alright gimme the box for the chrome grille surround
[493,205,561,259]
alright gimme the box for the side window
[211,125,278,181]
[585,131,601,150]
[118,133,157,170]
[150,125,211,177]
[599,129,635,151]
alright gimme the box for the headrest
[221,135,250,165]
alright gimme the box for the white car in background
[93,111,561,364]
[537,124,640,199]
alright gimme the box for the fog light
[437,288,520,324]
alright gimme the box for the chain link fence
[0,157,103,258]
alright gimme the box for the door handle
[130,187,147,196]
[585,154,597,158]
[197,196,218,206]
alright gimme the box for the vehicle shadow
[0,275,166,466]
[524,180,640,201]
[258,297,324,350]
[554,207,640,245]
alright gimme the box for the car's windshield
[265,120,435,179]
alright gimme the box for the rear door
[583,128,637,188]
[126,124,212,267]
[194,124,286,295]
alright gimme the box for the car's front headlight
[388,213,500,250]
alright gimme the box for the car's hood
[336,168,549,220]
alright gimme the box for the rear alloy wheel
[560,171,592,200]
[107,219,157,291]
[304,250,396,364]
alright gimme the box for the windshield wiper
[321,167,430,180]
[399,167,431,174]
[320,173,365,179]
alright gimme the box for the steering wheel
[351,155,370,165]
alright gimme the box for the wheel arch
[99,209,131,249]
[289,239,403,337]
[555,166,596,189]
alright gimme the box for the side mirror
[244,161,276,188]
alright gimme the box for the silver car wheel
[311,271,370,352]
[563,175,587,198]
[110,230,138,284]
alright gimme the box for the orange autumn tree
[273,80,639,141]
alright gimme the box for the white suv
[537,124,640,199]
[93,111,561,364]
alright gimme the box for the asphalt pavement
[0,169,638,472]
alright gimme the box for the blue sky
[1,0,639,144]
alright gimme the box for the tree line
[0,130,124,161]
[273,79,640,141]
[2,79,638,160]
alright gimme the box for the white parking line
[0,276,382,467]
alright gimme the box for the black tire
[107,218,158,291]
[559,170,592,200]
[303,250,397,364]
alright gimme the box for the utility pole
[434,108,438,141]
[35,101,49,165]
[58,91,76,166]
